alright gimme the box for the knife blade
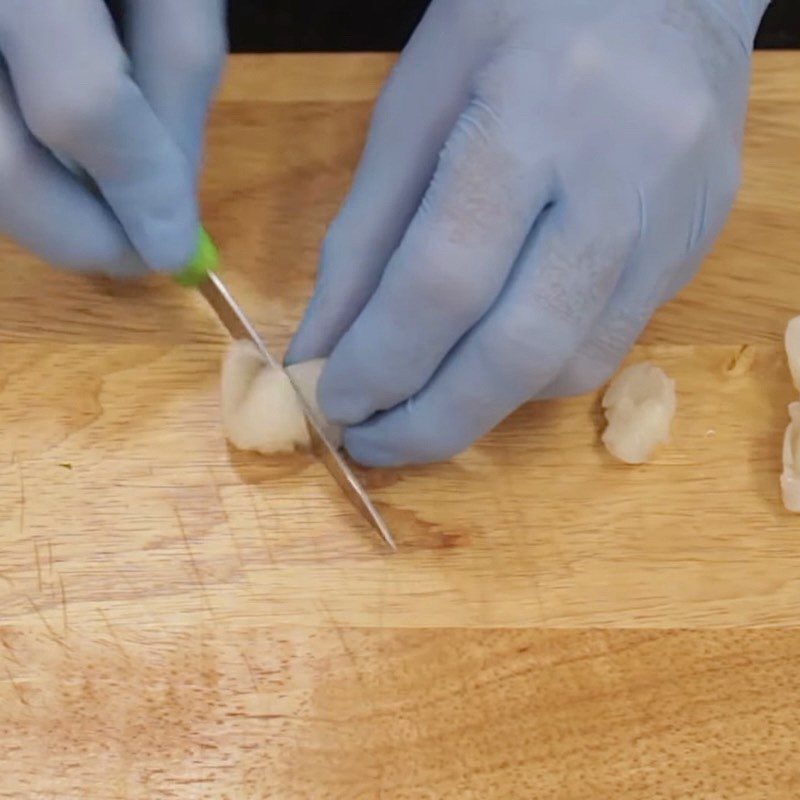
[179,233,396,551]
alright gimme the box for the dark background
[226,1,796,51]
[109,1,800,51]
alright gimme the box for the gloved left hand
[0,0,226,275]
[287,0,767,466]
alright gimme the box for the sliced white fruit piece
[220,340,341,455]
[602,362,676,465]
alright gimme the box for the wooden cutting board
[1,53,800,799]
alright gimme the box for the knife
[176,229,397,552]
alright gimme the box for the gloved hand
[287,0,770,466]
[0,0,226,275]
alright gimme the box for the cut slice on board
[781,402,800,513]
[220,340,341,455]
[602,362,676,465]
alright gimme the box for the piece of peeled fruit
[284,358,342,448]
[782,318,800,513]
[221,341,309,454]
[785,317,800,392]
[220,340,341,455]
[781,402,800,513]
[601,362,676,465]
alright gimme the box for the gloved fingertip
[343,425,403,468]
[100,250,150,279]
[346,397,473,466]
[317,362,374,427]
[109,165,199,273]
[46,228,146,278]
[135,212,198,274]
[284,289,336,366]
[284,329,317,367]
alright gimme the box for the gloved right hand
[0,0,227,276]
[288,0,769,467]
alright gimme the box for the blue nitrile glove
[0,0,226,275]
[287,0,770,466]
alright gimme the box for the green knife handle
[174,227,219,287]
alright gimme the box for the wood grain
[2,628,799,799]
[1,53,800,798]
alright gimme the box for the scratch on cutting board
[175,508,215,618]
[59,575,69,635]
[25,594,65,648]
[97,608,131,664]
[224,524,252,593]
[248,486,276,565]
[239,648,260,693]
[317,598,367,689]
[0,631,21,666]
[33,541,42,593]
[3,665,28,707]
[17,463,25,536]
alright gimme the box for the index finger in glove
[318,103,556,427]
[125,0,227,174]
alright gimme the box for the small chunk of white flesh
[782,315,800,512]
[602,362,676,465]
[220,340,342,455]
[785,317,800,392]
[285,358,343,449]
[781,402,800,513]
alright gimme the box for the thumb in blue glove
[288,0,770,466]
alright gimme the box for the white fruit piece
[601,362,676,465]
[781,402,800,513]
[221,340,309,454]
[782,316,800,513]
[285,358,343,449]
[220,340,341,455]
[785,316,800,392]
